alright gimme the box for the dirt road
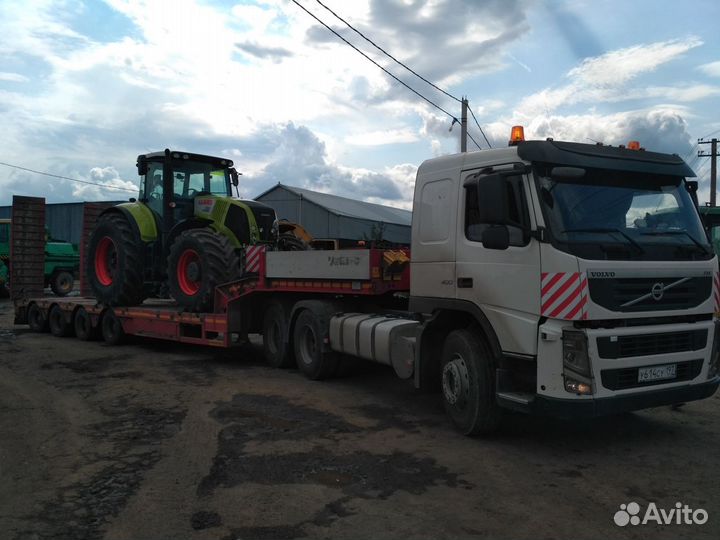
[0,297,718,540]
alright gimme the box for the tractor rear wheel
[167,228,240,312]
[86,213,145,306]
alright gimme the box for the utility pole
[699,137,718,206]
[460,97,468,153]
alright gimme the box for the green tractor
[87,149,277,311]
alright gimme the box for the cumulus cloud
[243,123,414,207]
[234,41,294,62]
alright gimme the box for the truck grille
[600,359,703,390]
[588,277,711,312]
[596,330,707,359]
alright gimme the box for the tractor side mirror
[137,157,147,176]
[229,167,240,187]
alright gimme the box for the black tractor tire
[48,304,74,337]
[293,304,339,380]
[262,302,294,368]
[101,309,126,345]
[86,213,145,306]
[27,303,49,332]
[74,307,99,341]
[440,329,501,436]
[50,270,74,297]
[167,228,241,312]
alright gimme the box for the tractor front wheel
[86,213,145,306]
[167,229,240,312]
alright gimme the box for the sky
[1,0,720,209]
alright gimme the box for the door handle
[457,277,473,288]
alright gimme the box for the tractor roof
[137,150,234,168]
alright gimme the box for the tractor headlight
[563,330,593,394]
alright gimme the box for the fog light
[565,378,593,395]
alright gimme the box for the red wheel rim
[177,249,201,295]
[95,236,116,286]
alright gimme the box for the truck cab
[410,131,720,432]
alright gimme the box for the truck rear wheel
[48,304,74,337]
[27,303,49,332]
[293,306,338,380]
[167,229,240,312]
[87,213,145,306]
[101,309,125,345]
[74,307,98,341]
[50,270,74,297]
[441,329,501,436]
[263,303,293,368]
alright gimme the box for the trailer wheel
[27,303,49,333]
[48,305,74,337]
[263,303,293,368]
[101,309,125,345]
[440,329,501,436]
[293,307,338,380]
[74,307,99,341]
[50,270,74,297]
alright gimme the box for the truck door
[456,168,541,356]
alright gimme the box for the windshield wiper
[561,227,645,253]
[639,230,712,256]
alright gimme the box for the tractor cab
[137,150,239,232]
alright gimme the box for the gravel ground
[0,297,718,540]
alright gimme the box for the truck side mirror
[481,225,510,250]
[686,180,699,208]
[476,174,510,224]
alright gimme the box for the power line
[289,0,460,122]
[310,0,493,150]
[467,104,492,148]
[313,0,461,104]
[0,161,138,193]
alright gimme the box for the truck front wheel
[441,329,501,435]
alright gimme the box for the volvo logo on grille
[651,282,665,301]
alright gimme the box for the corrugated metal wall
[257,186,411,244]
[0,202,124,245]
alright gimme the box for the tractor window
[0,223,8,242]
[145,163,164,216]
[171,161,230,198]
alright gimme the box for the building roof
[256,183,412,226]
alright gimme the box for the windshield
[170,159,230,198]
[536,168,712,261]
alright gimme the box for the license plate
[638,364,677,383]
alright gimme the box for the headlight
[563,330,591,377]
[563,329,594,395]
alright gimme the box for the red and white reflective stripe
[714,271,720,313]
[541,272,588,320]
[245,245,265,273]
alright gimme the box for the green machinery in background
[0,218,79,297]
